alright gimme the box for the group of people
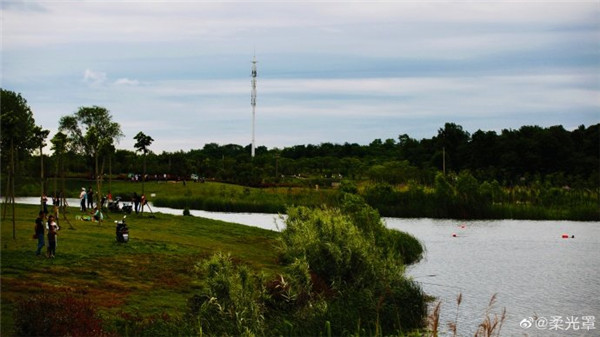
[33,188,149,257]
[78,189,148,222]
[34,211,59,258]
[79,187,96,212]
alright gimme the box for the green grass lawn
[1,203,281,336]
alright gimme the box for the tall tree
[133,132,154,195]
[50,131,74,228]
[105,143,116,197]
[59,106,123,207]
[0,89,39,238]
[32,126,50,210]
[436,123,470,174]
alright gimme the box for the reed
[474,294,506,337]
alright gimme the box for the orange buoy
[562,234,569,239]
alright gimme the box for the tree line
[49,124,600,188]
[2,88,599,192]
[3,88,598,221]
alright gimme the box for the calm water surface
[387,218,600,337]
[15,198,599,336]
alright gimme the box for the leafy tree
[1,89,40,238]
[59,106,123,206]
[435,122,470,173]
[133,131,154,194]
[32,126,50,210]
[50,132,73,228]
[469,130,498,170]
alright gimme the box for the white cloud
[114,78,140,86]
[3,1,598,152]
[83,69,107,85]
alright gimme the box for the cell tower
[251,54,258,157]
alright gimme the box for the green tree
[32,126,50,210]
[1,89,39,238]
[59,106,123,206]
[50,132,72,228]
[436,122,470,174]
[133,131,154,195]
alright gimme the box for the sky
[2,0,599,153]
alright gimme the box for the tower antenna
[250,53,258,157]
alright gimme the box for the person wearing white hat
[79,187,87,212]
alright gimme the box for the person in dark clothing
[46,215,59,258]
[133,192,140,214]
[87,187,94,209]
[34,211,45,256]
[41,194,49,215]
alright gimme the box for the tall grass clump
[182,196,426,336]
[340,193,424,265]
[187,252,269,337]
[426,293,506,337]
[276,195,427,335]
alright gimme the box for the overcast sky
[3,1,599,153]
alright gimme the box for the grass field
[1,203,280,336]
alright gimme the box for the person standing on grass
[41,194,49,215]
[80,187,87,212]
[34,211,45,256]
[46,215,59,258]
[87,187,94,209]
[140,194,147,214]
[133,192,140,214]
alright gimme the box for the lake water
[13,198,599,336]
[386,218,600,337]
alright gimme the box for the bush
[277,199,427,335]
[183,199,427,336]
[13,293,112,337]
[340,193,424,265]
[189,252,268,337]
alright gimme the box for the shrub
[189,252,268,336]
[278,200,427,335]
[340,193,424,265]
[185,199,427,336]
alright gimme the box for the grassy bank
[10,176,598,221]
[1,203,280,336]
[2,196,431,336]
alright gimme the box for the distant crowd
[35,188,149,257]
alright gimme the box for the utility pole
[251,54,257,158]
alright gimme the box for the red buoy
[562,234,569,239]
[452,233,457,237]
